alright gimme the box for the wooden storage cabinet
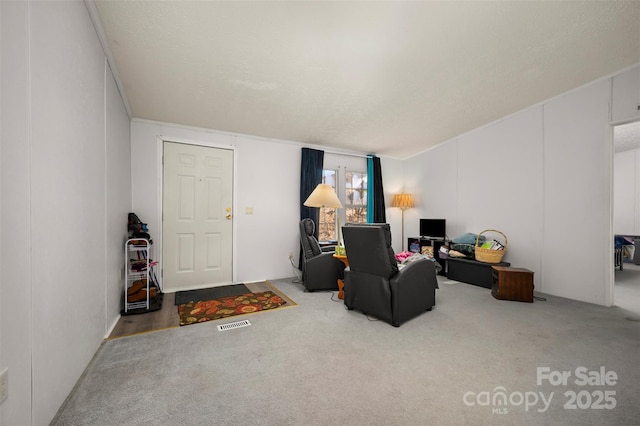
[491,266,534,303]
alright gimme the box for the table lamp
[304,184,343,247]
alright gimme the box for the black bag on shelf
[128,212,152,243]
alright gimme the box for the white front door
[162,141,234,292]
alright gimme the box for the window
[345,171,367,224]
[317,167,367,242]
[318,169,337,241]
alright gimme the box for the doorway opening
[612,120,640,316]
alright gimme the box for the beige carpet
[57,277,640,425]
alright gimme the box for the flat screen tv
[420,219,446,239]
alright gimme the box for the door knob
[226,214,232,220]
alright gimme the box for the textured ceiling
[93,1,640,159]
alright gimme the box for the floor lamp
[392,193,415,251]
[303,183,344,247]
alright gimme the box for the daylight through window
[317,168,367,241]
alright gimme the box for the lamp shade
[303,184,343,208]
[391,193,415,209]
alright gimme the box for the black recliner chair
[299,218,345,292]
[342,223,438,327]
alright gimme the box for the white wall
[132,121,352,284]
[404,65,640,306]
[614,148,640,234]
[1,1,32,423]
[379,156,405,252]
[404,140,459,240]
[130,121,407,284]
[542,79,611,304]
[0,1,131,425]
[461,106,544,277]
[405,107,544,286]
[106,69,133,336]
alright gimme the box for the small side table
[491,266,534,303]
[333,254,349,300]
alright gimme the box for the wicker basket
[474,229,508,263]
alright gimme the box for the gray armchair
[299,218,345,292]
[342,223,437,327]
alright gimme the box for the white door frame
[606,123,615,308]
[155,136,238,290]
[608,118,640,308]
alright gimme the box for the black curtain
[299,148,324,268]
[370,155,386,223]
[300,148,325,226]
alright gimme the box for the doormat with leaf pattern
[178,291,287,326]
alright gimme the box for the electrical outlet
[0,368,8,404]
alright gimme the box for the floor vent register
[217,319,251,331]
